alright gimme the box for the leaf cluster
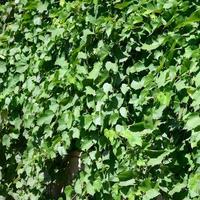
[0,0,200,199]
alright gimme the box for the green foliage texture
[0,0,200,199]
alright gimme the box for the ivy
[0,0,200,199]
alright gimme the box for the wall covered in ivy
[0,0,200,199]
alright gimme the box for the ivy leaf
[74,179,82,194]
[37,2,48,13]
[147,151,171,166]
[88,62,102,80]
[188,173,200,198]
[81,29,94,43]
[120,84,129,94]
[37,110,54,126]
[93,115,102,126]
[55,56,66,67]
[66,111,73,129]
[114,2,131,9]
[156,70,168,88]
[121,130,142,147]
[175,80,186,91]
[109,112,119,126]
[85,86,96,96]
[119,179,135,187]
[60,0,65,7]
[2,135,10,147]
[103,83,113,94]
[193,72,200,87]
[57,146,67,156]
[104,129,118,145]
[64,185,73,199]
[16,181,23,189]
[142,189,160,200]
[131,80,144,90]
[86,182,95,195]
[185,114,200,130]
[105,61,118,73]
[141,37,164,51]
[169,182,186,196]
[119,107,127,118]
[157,92,171,106]
[81,139,93,151]
[72,127,80,139]
[83,114,93,130]
[78,52,87,60]
[190,131,200,148]
[33,16,41,25]
[0,62,6,73]
[93,179,102,192]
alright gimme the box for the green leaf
[72,127,80,139]
[37,110,54,126]
[141,37,164,51]
[152,105,165,120]
[60,0,65,7]
[93,115,102,126]
[37,2,48,13]
[66,111,73,129]
[85,86,96,96]
[104,129,118,144]
[33,16,41,25]
[103,83,113,94]
[169,182,186,196]
[57,146,67,156]
[93,179,102,192]
[105,61,118,73]
[83,114,93,130]
[0,61,6,73]
[74,179,82,194]
[78,52,87,60]
[142,189,160,200]
[120,84,129,94]
[81,29,94,43]
[121,129,142,147]
[190,131,200,148]
[81,139,93,151]
[50,27,65,38]
[157,92,171,106]
[27,78,34,92]
[88,62,102,80]
[156,70,168,88]
[0,196,5,200]
[118,171,134,181]
[114,1,131,9]
[64,185,73,199]
[119,179,135,187]
[175,80,186,91]
[119,107,127,118]
[131,80,144,90]
[185,114,200,130]
[147,151,171,166]
[188,173,200,198]
[109,112,119,126]
[2,135,10,147]
[55,56,66,67]
[86,182,95,195]
[193,72,200,87]
[16,181,23,189]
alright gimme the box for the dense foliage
[1,0,200,199]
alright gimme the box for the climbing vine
[0,0,200,199]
